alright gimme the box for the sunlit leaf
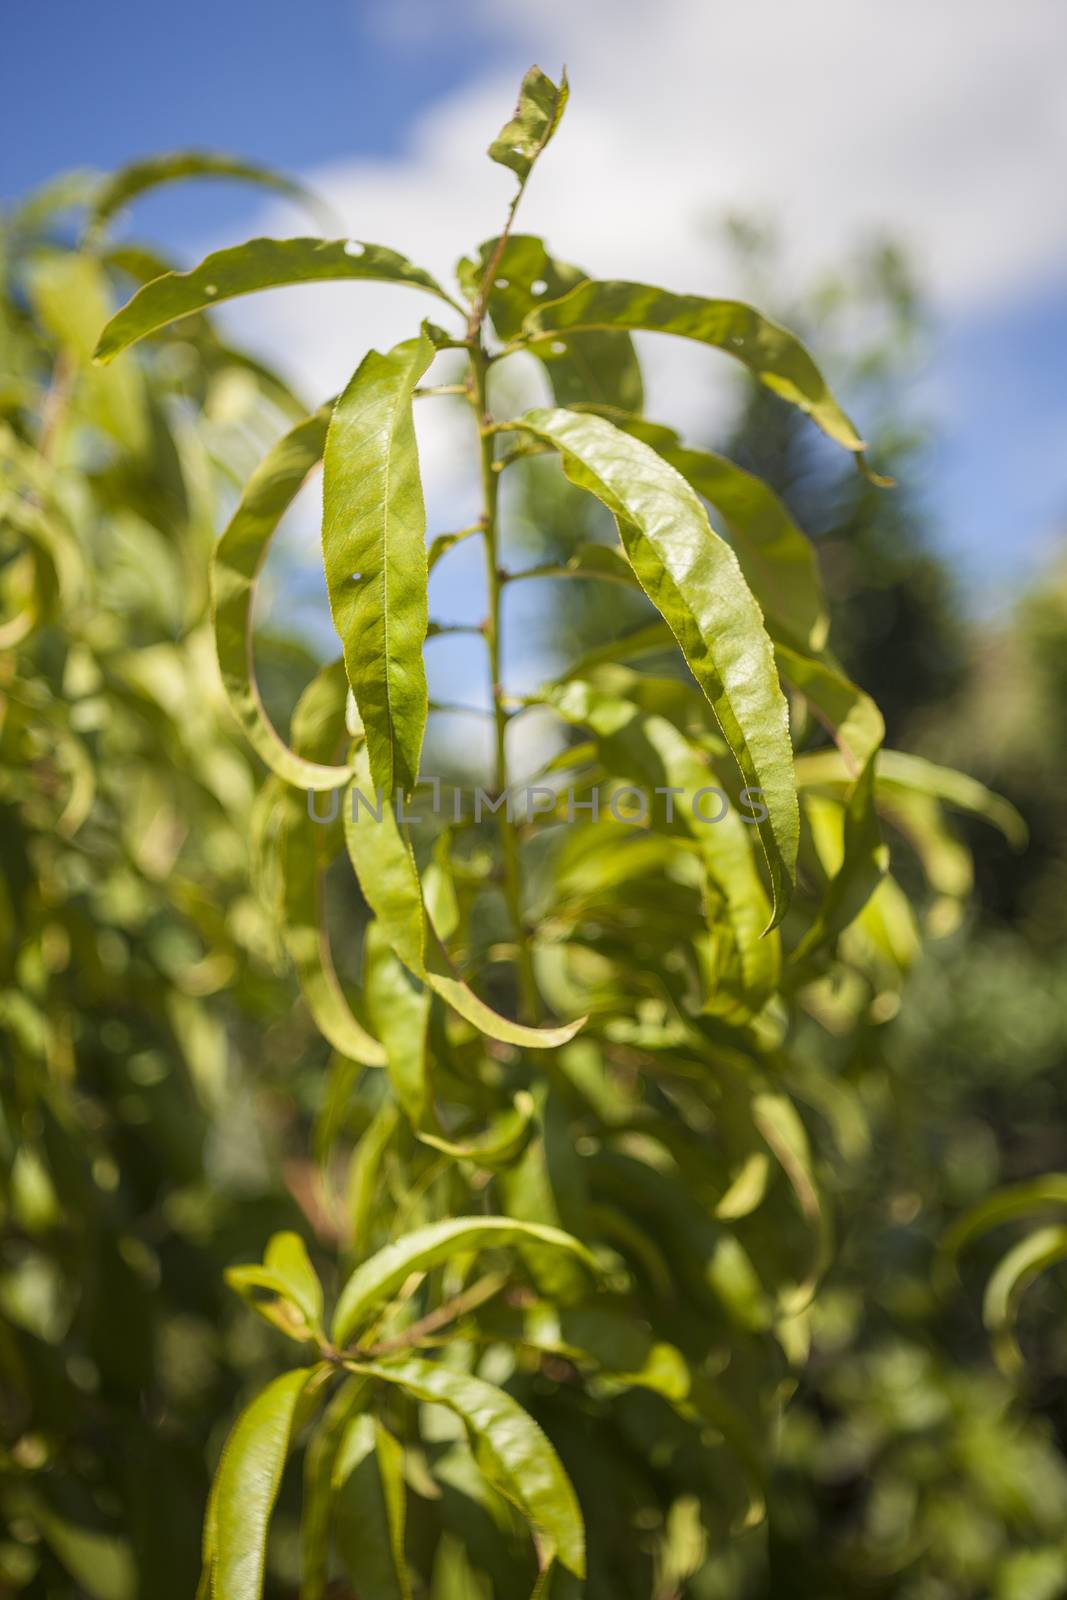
[94,238,458,362]
[212,407,355,790]
[488,67,569,183]
[459,235,643,413]
[342,750,585,1048]
[594,413,827,649]
[344,1355,585,1581]
[511,406,798,926]
[520,281,880,469]
[323,331,434,797]
[331,1215,597,1348]
[205,1366,319,1600]
[88,151,333,237]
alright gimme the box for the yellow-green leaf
[94,238,457,363]
[331,1216,597,1348]
[206,1366,317,1600]
[323,332,434,797]
[511,406,798,926]
[342,753,585,1049]
[488,67,569,184]
[88,151,334,237]
[521,281,874,466]
[345,1356,585,1580]
[212,407,355,790]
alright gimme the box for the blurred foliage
[707,225,1067,1598]
[2,130,1066,1600]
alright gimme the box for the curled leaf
[88,151,335,237]
[332,1215,598,1348]
[212,407,354,790]
[488,67,569,183]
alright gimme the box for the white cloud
[225,0,1066,414]
[229,0,1066,690]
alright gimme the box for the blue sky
[4,0,1066,622]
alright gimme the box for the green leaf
[263,1232,323,1330]
[775,645,884,777]
[333,1415,412,1600]
[363,919,431,1126]
[270,672,387,1066]
[205,1366,317,1600]
[278,791,388,1066]
[938,1175,1067,1284]
[345,1356,585,1580]
[488,67,569,183]
[212,407,355,790]
[459,235,643,413]
[302,1377,370,1600]
[595,413,826,650]
[342,751,586,1049]
[520,282,877,466]
[17,1500,135,1600]
[795,746,1027,849]
[94,238,457,363]
[346,1099,401,1258]
[88,151,333,237]
[793,755,888,961]
[983,1225,1067,1375]
[323,332,434,796]
[750,1091,831,1313]
[511,406,798,926]
[331,1216,598,1348]
[508,541,639,589]
[28,252,149,454]
[416,1091,535,1167]
[543,691,779,1018]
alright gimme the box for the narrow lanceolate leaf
[323,332,434,797]
[512,407,798,926]
[751,1091,831,1314]
[93,237,457,362]
[938,1175,1067,1286]
[793,746,1028,849]
[331,1216,598,1348]
[283,791,385,1059]
[275,670,388,1066]
[344,1357,585,1581]
[983,1225,1067,1375]
[520,282,874,466]
[774,644,884,776]
[363,918,431,1127]
[598,414,826,650]
[343,751,585,1049]
[88,151,333,237]
[416,1091,535,1167]
[213,407,353,790]
[794,755,888,961]
[488,67,569,183]
[205,1366,317,1600]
